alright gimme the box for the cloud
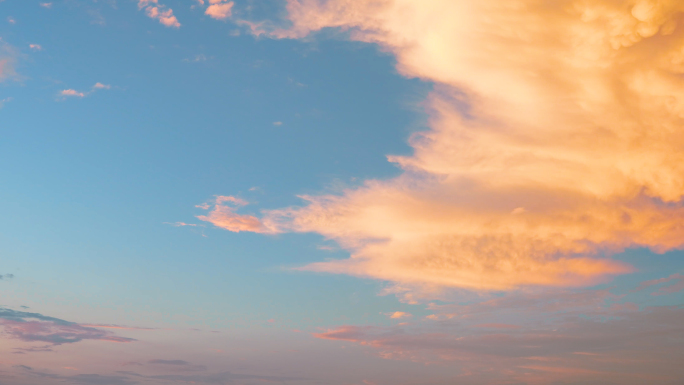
[29,44,42,51]
[15,366,138,385]
[138,0,180,28]
[196,196,276,233]
[118,370,306,383]
[385,311,412,319]
[59,83,112,99]
[40,3,52,9]
[633,272,684,296]
[313,286,684,384]
[214,0,684,293]
[0,44,18,82]
[0,307,136,346]
[7,17,15,24]
[205,0,234,20]
[164,222,203,227]
[0,273,15,280]
[61,89,86,98]
[147,359,207,372]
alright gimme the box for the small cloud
[196,195,274,233]
[59,83,112,99]
[0,274,15,280]
[163,222,202,227]
[139,0,181,28]
[511,207,526,215]
[183,54,208,63]
[7,17,15,24]
[385,311,412,319]
[147,359,207,372]
[61,89,86,98]
[29,44,42,51]
[205,0,234,20]
[40,2,52,8]
[473,323,521,329]
[272,121,283,126]
[0,97,12,108]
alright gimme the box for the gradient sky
[1,1,684,384]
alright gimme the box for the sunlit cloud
[196,196,275,233]
[385,311,412,319]
[205,0,234,21]
[138,0,180,28]
[39,2,52,8]
[59,83,112,99]
[29,44,42,51]
[211,0,684,293]
[60,89,85,98]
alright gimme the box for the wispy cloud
[218,0,684,293]
[59,83,112,99]
[0,307,136,346]
[29,44,42,51]
[196,196,275,233]
[137,0,180,28]
[314,286,684,383]
[633,273,684,296]
[39,2,52,9]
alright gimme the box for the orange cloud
[196,196,275,233]
[215,0,684,292]
[205,0,234,20]
[138,0,180,28]
[386,311,412,319]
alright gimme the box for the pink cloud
[60,89,85,97]
[59,83,112,99]
[196,196,275,233]
[29,44,42,51]
[138,0,180,28]
[205,0,234,20]
[312,287,684,383]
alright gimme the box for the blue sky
[1,1,684,384]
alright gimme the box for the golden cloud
[202,0,684,291]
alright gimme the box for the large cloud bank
[201,0,684,291]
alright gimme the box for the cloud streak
[0,307,136,346]
[313,286,684,384]
[196,196,275,233]
[211,0,684,292]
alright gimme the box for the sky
[1,0,684,384]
